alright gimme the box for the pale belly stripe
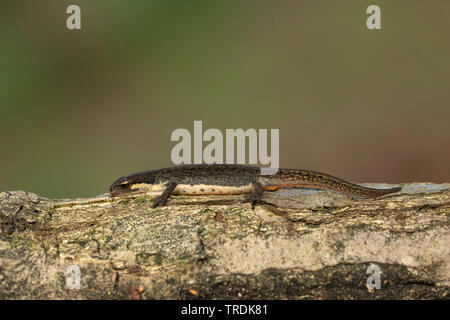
[130,183,253,195]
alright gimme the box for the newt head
[109,176,135,196]
[109,172,155,196]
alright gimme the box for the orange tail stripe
[264,184,319,191]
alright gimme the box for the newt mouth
[109,183,151,196]
[109,184,131,196]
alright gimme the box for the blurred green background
[0,0,449,198]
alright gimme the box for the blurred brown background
[0,1,449,198]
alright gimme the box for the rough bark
[0,183,449,300]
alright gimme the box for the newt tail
[260,169,401,198]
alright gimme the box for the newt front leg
[152,181,177,208]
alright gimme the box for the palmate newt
[109,165,401,208]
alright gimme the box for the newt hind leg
[244,181,264,209]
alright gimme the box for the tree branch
[0,183,449,299]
